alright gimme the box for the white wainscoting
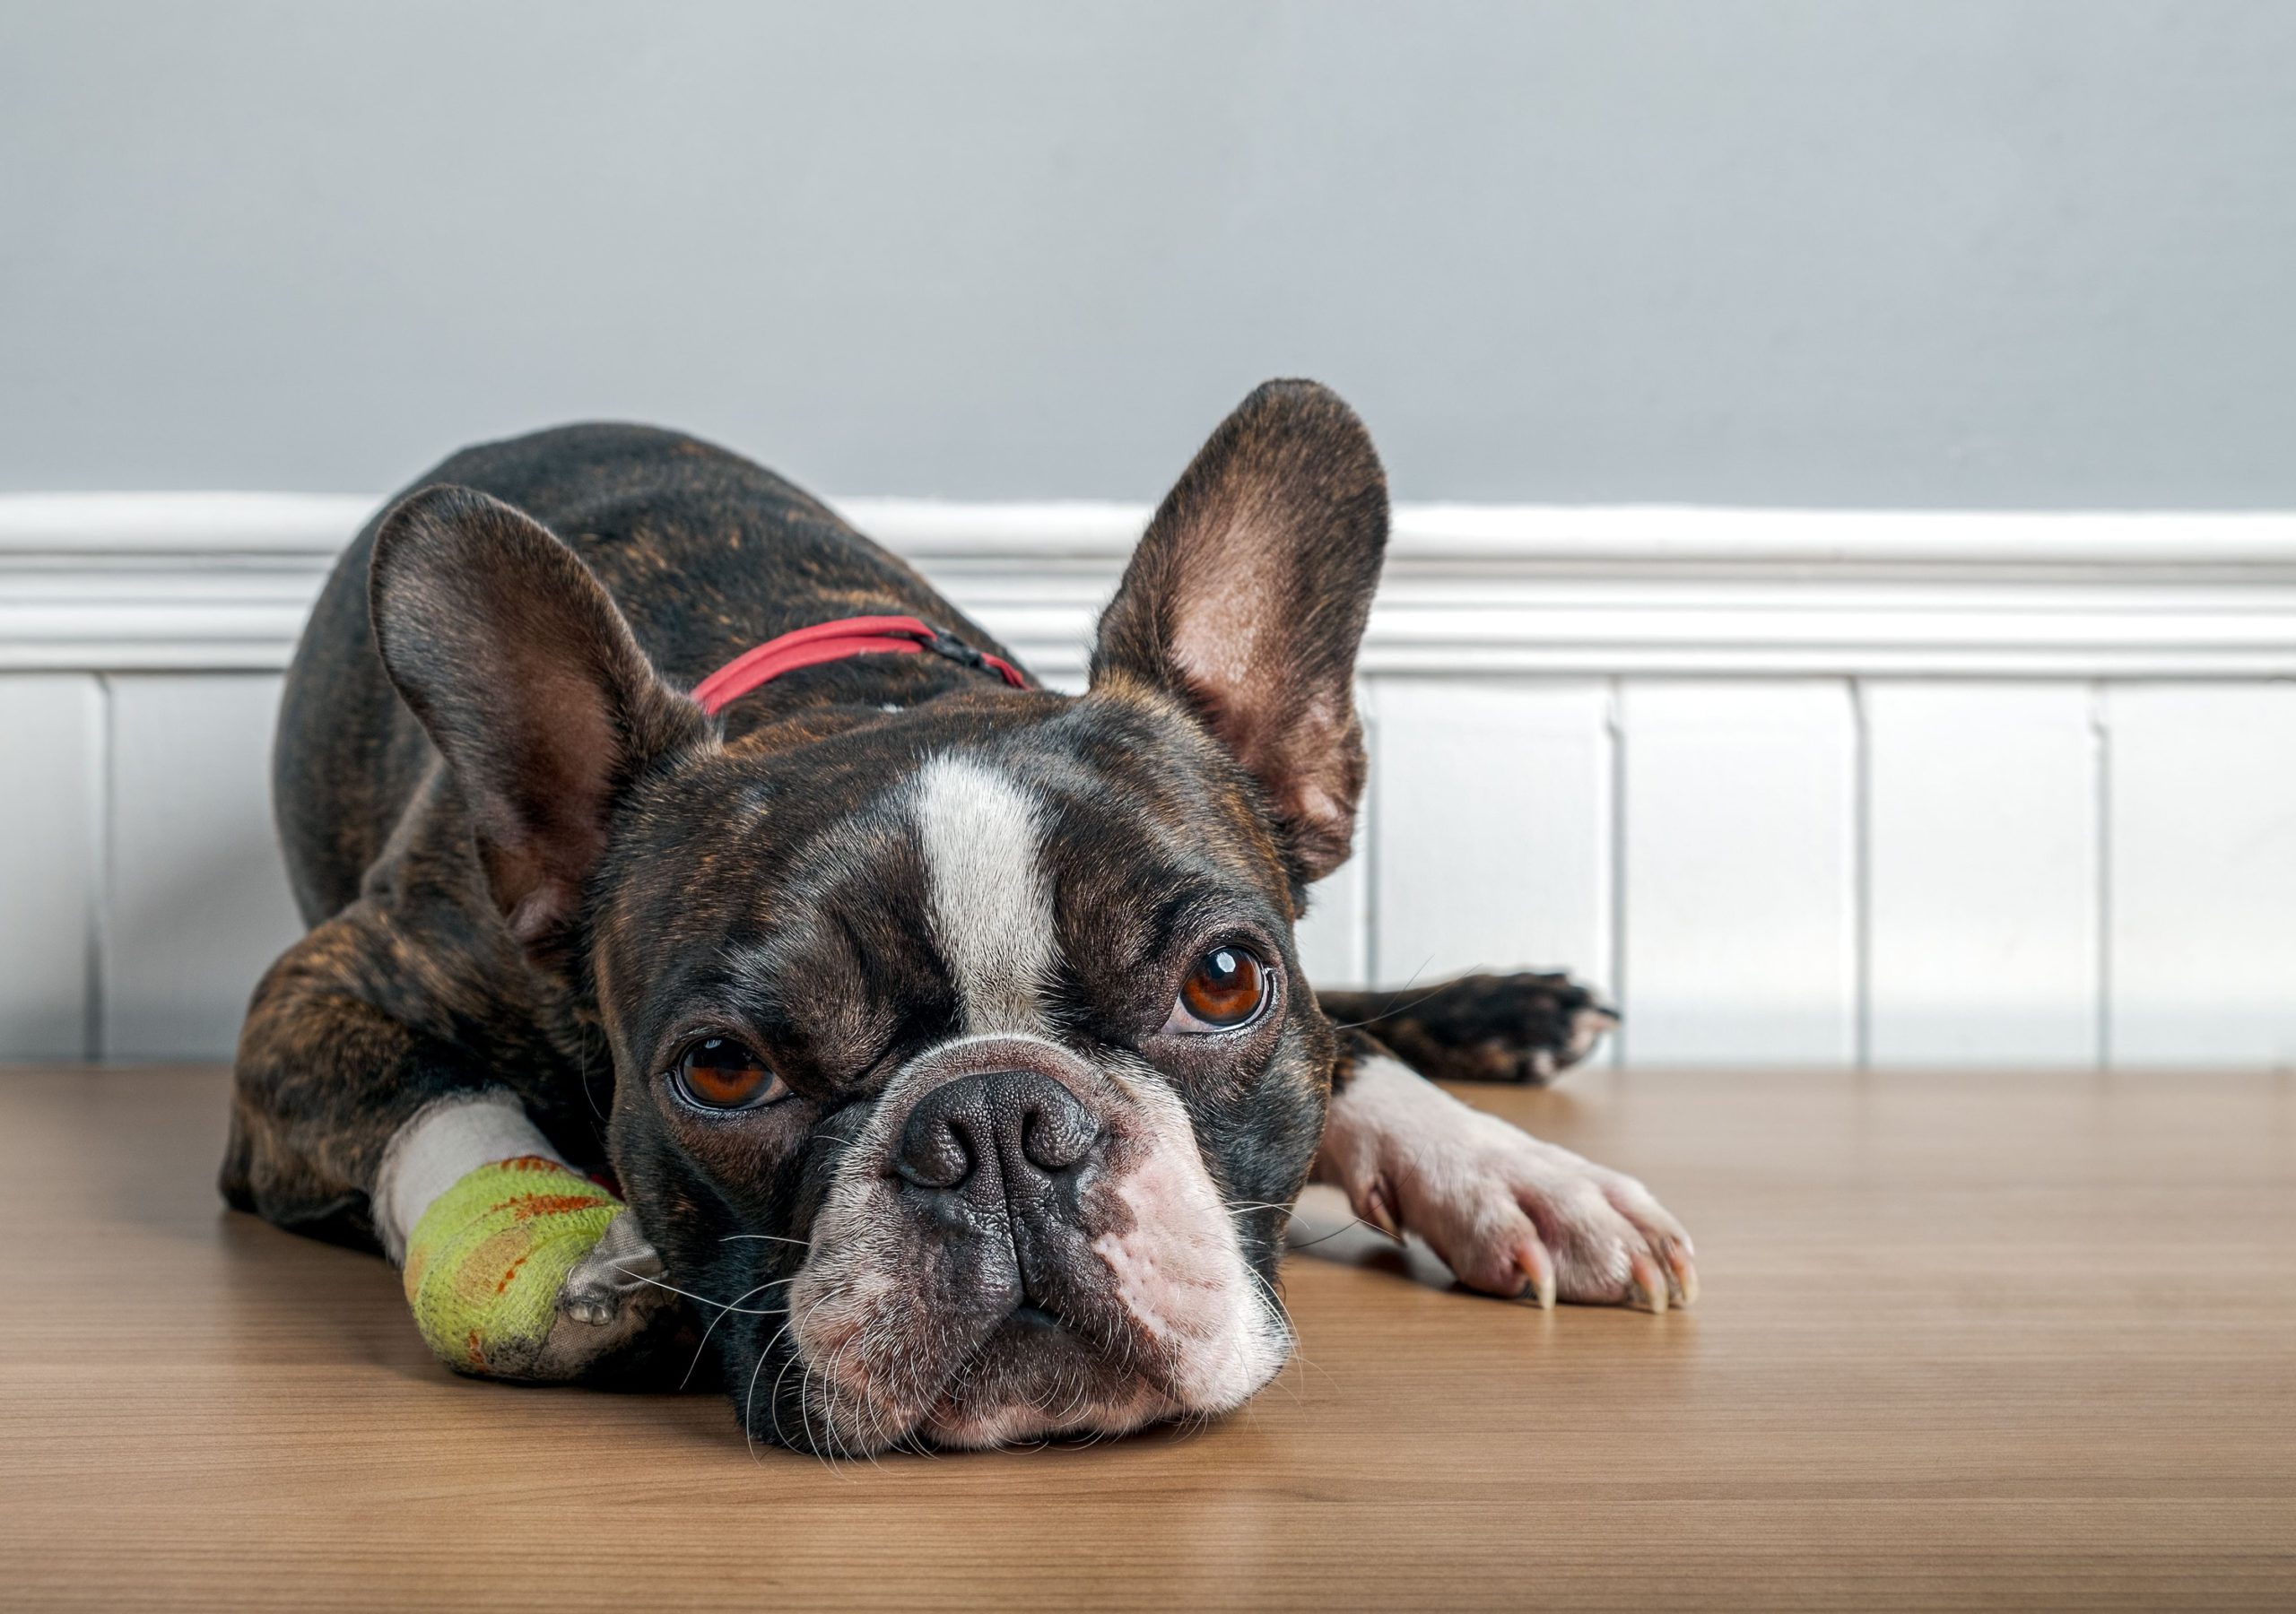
[4,494,2295,1066]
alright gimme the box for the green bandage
[402,1155,622,1378]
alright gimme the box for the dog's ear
[369,485,710,947]
[1091,379,1388,884]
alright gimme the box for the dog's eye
[1166,946,1271,1033]
[673,1037,789,1110]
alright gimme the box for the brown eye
[674,1037,788,1110]
[1170,946,1270,1032]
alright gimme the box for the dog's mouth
[752,1287,1289,1461]
[726,1284,1125,1456]
[769,1276,1199,1455]
[761,1193,1292,1456]
[909,1298,1162,1450]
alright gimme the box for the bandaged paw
[402,1156,668,1381]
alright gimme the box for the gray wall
[4,1,2293,507]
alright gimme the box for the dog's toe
[526,1211,684,1378]
[1318,1059,1695,1314]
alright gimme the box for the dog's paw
[1318,1059,1694,1310]
[1367,971,1619,1085]
[526,1210,686,1381]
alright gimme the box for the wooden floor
[2,1066,2292,1610]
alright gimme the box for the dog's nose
[895,1070,1100,1196]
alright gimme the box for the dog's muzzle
[778,1037,1292,1453]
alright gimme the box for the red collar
[691,614,1029,716]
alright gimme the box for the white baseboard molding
[5,492,2296,678]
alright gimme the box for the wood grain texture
[2,1065,2291,1611]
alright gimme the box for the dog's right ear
[1091,380,1387,887]
[369,485,710,947]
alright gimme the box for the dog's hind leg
[1316,971,1618,1085]
[222,902,499,1246]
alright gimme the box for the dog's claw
[1515,1238,1557,1311]
[1660,1240,1699,1308]
[1627,1249,1667,1314]
[1361,1182,1404,1242]
[557,1210,665,1319]
[1318,1061,1697,1315]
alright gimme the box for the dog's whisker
[1285,1214,1403,1250]
[682,1278,791,1392]
[608,1263,787,1315]
[746,1311,797,1467]
[1324,955,1474,1031]
[765,1314,809,1457]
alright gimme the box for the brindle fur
[227,423,1022,1245]
[1320,973,1619,1086]
[222,388,1610,1431]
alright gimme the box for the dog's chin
[777,1307,1185,1456]
[914,1309,1179,1451]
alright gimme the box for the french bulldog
[222,381,1695,1454]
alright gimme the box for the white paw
[1316,1057,1696,1311]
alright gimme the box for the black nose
[894,1069,1101,1196]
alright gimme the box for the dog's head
[369,381,1386,1452]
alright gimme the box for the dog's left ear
[1091,379,1387,885]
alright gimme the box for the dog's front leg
[1309,1040,1696,1311]
[374,1089,684,1382]
[227,907,683,1383]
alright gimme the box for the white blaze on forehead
[911,754,1058,1033]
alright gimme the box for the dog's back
[273,423,1003,924]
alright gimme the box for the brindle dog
[223,381,1693,1453]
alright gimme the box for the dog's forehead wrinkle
[725,792,922,961]
[894,1028,1076,1075]
[651,795,926,1073]
[1037,697,1293,889]
[1004,733,1272,886]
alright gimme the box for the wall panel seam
[1851,680,1873,1070]
[1605,678,1628,1069]
[2092,681,2113,1070]
[87,673,113,1062]
[1357,680,1379,988]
